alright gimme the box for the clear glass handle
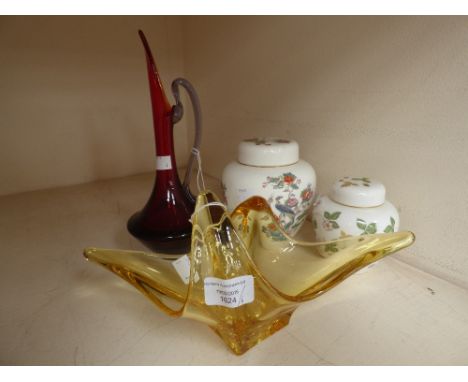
[171,78,202,194]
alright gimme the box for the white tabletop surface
[1,172,468,365]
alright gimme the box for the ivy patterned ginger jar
[222,138,316,236]
[312,177,400,242]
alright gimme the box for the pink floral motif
[287,196,298,207]
[322,211,341,231]
[322,220,335,231]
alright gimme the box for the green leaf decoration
[331,221,340,229]
[325,242,339,253]
[324,211,331,219]
[329,211,341,220]
[384,225,394,233]
[384,217,396,233]
[357,222,367,230]
[366,223,377,234]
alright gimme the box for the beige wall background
[183,16,468,289]
[1,16,468,289]
[0,16,189,196]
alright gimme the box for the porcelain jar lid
[237,138,299,166]
[329,177,386,207]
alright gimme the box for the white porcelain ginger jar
[312,176,400,243]
[222,138,317,237]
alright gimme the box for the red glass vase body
[127,31,200,254]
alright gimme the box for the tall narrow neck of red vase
[140,30,179,178]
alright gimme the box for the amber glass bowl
[84,191,415,355]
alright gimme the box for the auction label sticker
[204,275,254,308]
[156,155,172,170]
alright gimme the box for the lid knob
[238,138,299,167]
[330,177,386,207]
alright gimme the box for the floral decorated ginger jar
[312,177,400,242]
[222,138,316,236]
